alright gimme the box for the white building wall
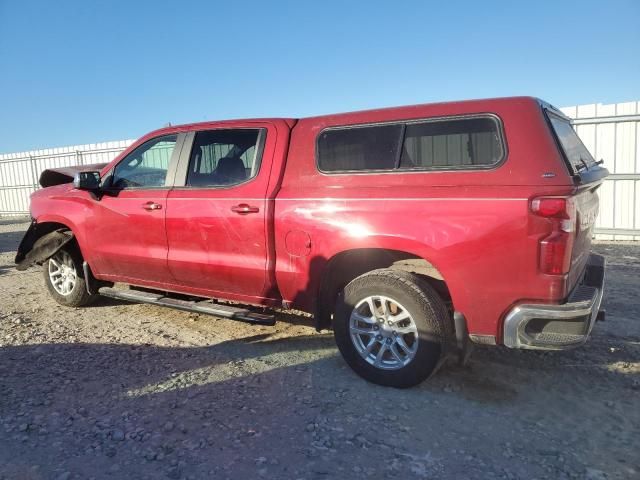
[0,140,134,215]
[560,101,640,240]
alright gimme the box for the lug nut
[376,335,383,341]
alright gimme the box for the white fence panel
[0,140,134,215]
[561,101,640,240]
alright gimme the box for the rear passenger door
[165,124,275,299]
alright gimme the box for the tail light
[531,196,576,275]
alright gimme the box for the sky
[0,0,638,153]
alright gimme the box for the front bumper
[503,254,605,350]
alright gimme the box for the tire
[334,269,452,388]
[43,244,97,307]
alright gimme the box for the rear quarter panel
[275,97,575,338]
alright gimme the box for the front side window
[186,129,265,187]
[112,135,177,189]
[317,116,504,173]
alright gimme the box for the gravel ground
[0,218,638,480]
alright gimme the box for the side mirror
[73,171,101,190]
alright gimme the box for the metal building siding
[561,101,640,240]
[0,140,134,215]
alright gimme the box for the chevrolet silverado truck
[15,97,607,387]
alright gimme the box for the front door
[87,134,182,284]
[165,125,276,299]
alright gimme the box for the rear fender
[15,223,74,271]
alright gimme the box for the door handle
[231,204,260,215]
[142,201,162,211]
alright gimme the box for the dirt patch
[0,220,638,479]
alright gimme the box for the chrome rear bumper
[503,254,605,350]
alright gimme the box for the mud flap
[15,227,74,271]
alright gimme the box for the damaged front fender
[15,223,74,271]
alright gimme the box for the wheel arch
[315,247,453,330]
[15,218,84,270]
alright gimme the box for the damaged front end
[15,162,109,270]
[15,222,74,271]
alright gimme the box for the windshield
[547,112,597,174]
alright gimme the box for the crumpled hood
[39,162,108,188]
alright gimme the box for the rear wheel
[43,246,97,307]
[334,269,451,388]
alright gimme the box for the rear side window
[186,129,265,187]
[317,116,504,173]
[401,117,503,168]
[317,124,403,171]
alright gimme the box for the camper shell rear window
[545,110,598,175]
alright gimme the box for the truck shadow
[2,335,637,441]
[438,333,639,405]
[83,297,316,324]
[0,216,30,226]
[0,229,26,254]
[1,335,636,478]
[89,295,141,307]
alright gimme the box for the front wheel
[43,246,97,307]
[334,269,452,388]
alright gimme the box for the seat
[214,156,247,184]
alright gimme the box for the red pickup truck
[16,96,607,387]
